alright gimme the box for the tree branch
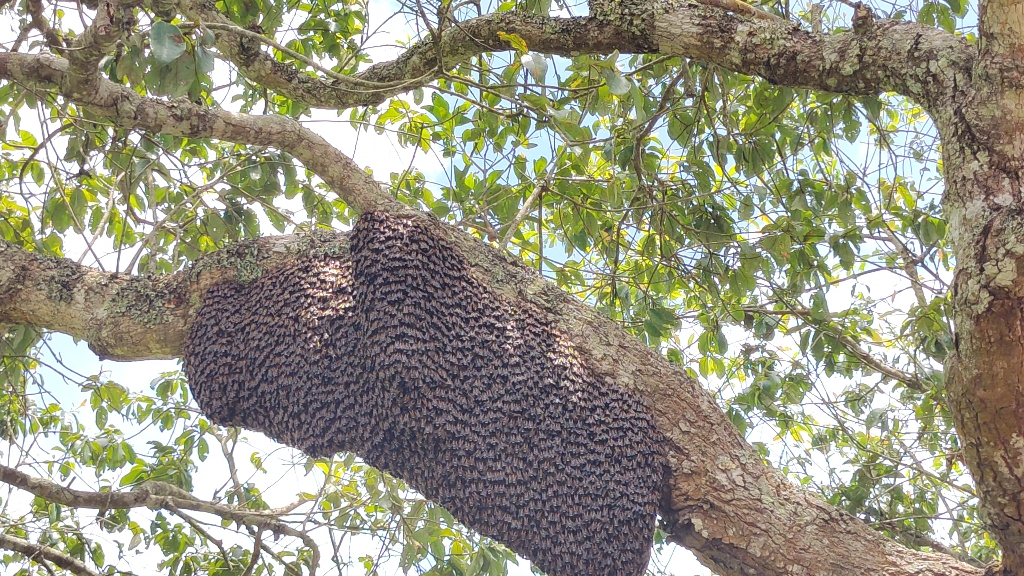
[0,464,320,575]
[24,0,64,52]
[0,231,983,576]
[0,231,347,360]
[651,5,974,112]
[174,1,973,115]
[0,51,401,215]
[0,533,102,576]
[64,0,134,101]
[742,305,927,391]
[178,6,651,110]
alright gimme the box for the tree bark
[931,0,1024,571]
[943,141,1024,575]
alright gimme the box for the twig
[498,180,547,250]
[697,0,786,21]
[241,527,264,576]
[26,0,64,51]
[200,22,436,92]
[167,503,234,568]
[742,305,925,391]
[0,464,320,576]
[0,533,104,576]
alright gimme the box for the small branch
[201,22,360,86]
[0,533,102,576]
[241,527,264,576]
[64,0,133,101]
[211,427,245,498]
[259,540,302,576]
[498,150,563,250]
[743,305,926,391]
[832,329,925,391]
[879,225,929,307]
[175,4,650,109]
[168,504,234,568]
[25,0,64,52]
[499,181,547,250]
[0,464,320,575]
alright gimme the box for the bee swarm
[184,212,667,576]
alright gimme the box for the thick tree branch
[179,7,651,109]
[651,6,973,112]
[0,232,344,360]
[0,51,401,215]
[178,2,973,114]
[0,464,320,574]
[0,232,983,576]
[0,533,102,576]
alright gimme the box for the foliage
[0,0,988,572]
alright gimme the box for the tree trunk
[943,155,1024,573]
[937,23,1024,568]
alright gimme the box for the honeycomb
[184,212,667,575]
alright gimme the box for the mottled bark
[927,0,1024,571]
[163,3,973,112]
[979,0,1024,55]
[939,116,1024,576]
[174,5,653,109]
[652,6,974,111]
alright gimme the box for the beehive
[183,212,667,575]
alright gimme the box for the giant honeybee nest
[184,212,667,575]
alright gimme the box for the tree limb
[0,231,983,576]
[0,51,401,215]
[0,533,103,576]
[650,5,974,113]
[0,464,320,575]
[0,231,347,360]
[177,6,651,110]
[175,2,974,114]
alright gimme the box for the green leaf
[154,54,197,97]
[497,32,528,52]
[601,69,631,96]
[151,21,187,66]
[199,26,216,47]
[196,46,215,75]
